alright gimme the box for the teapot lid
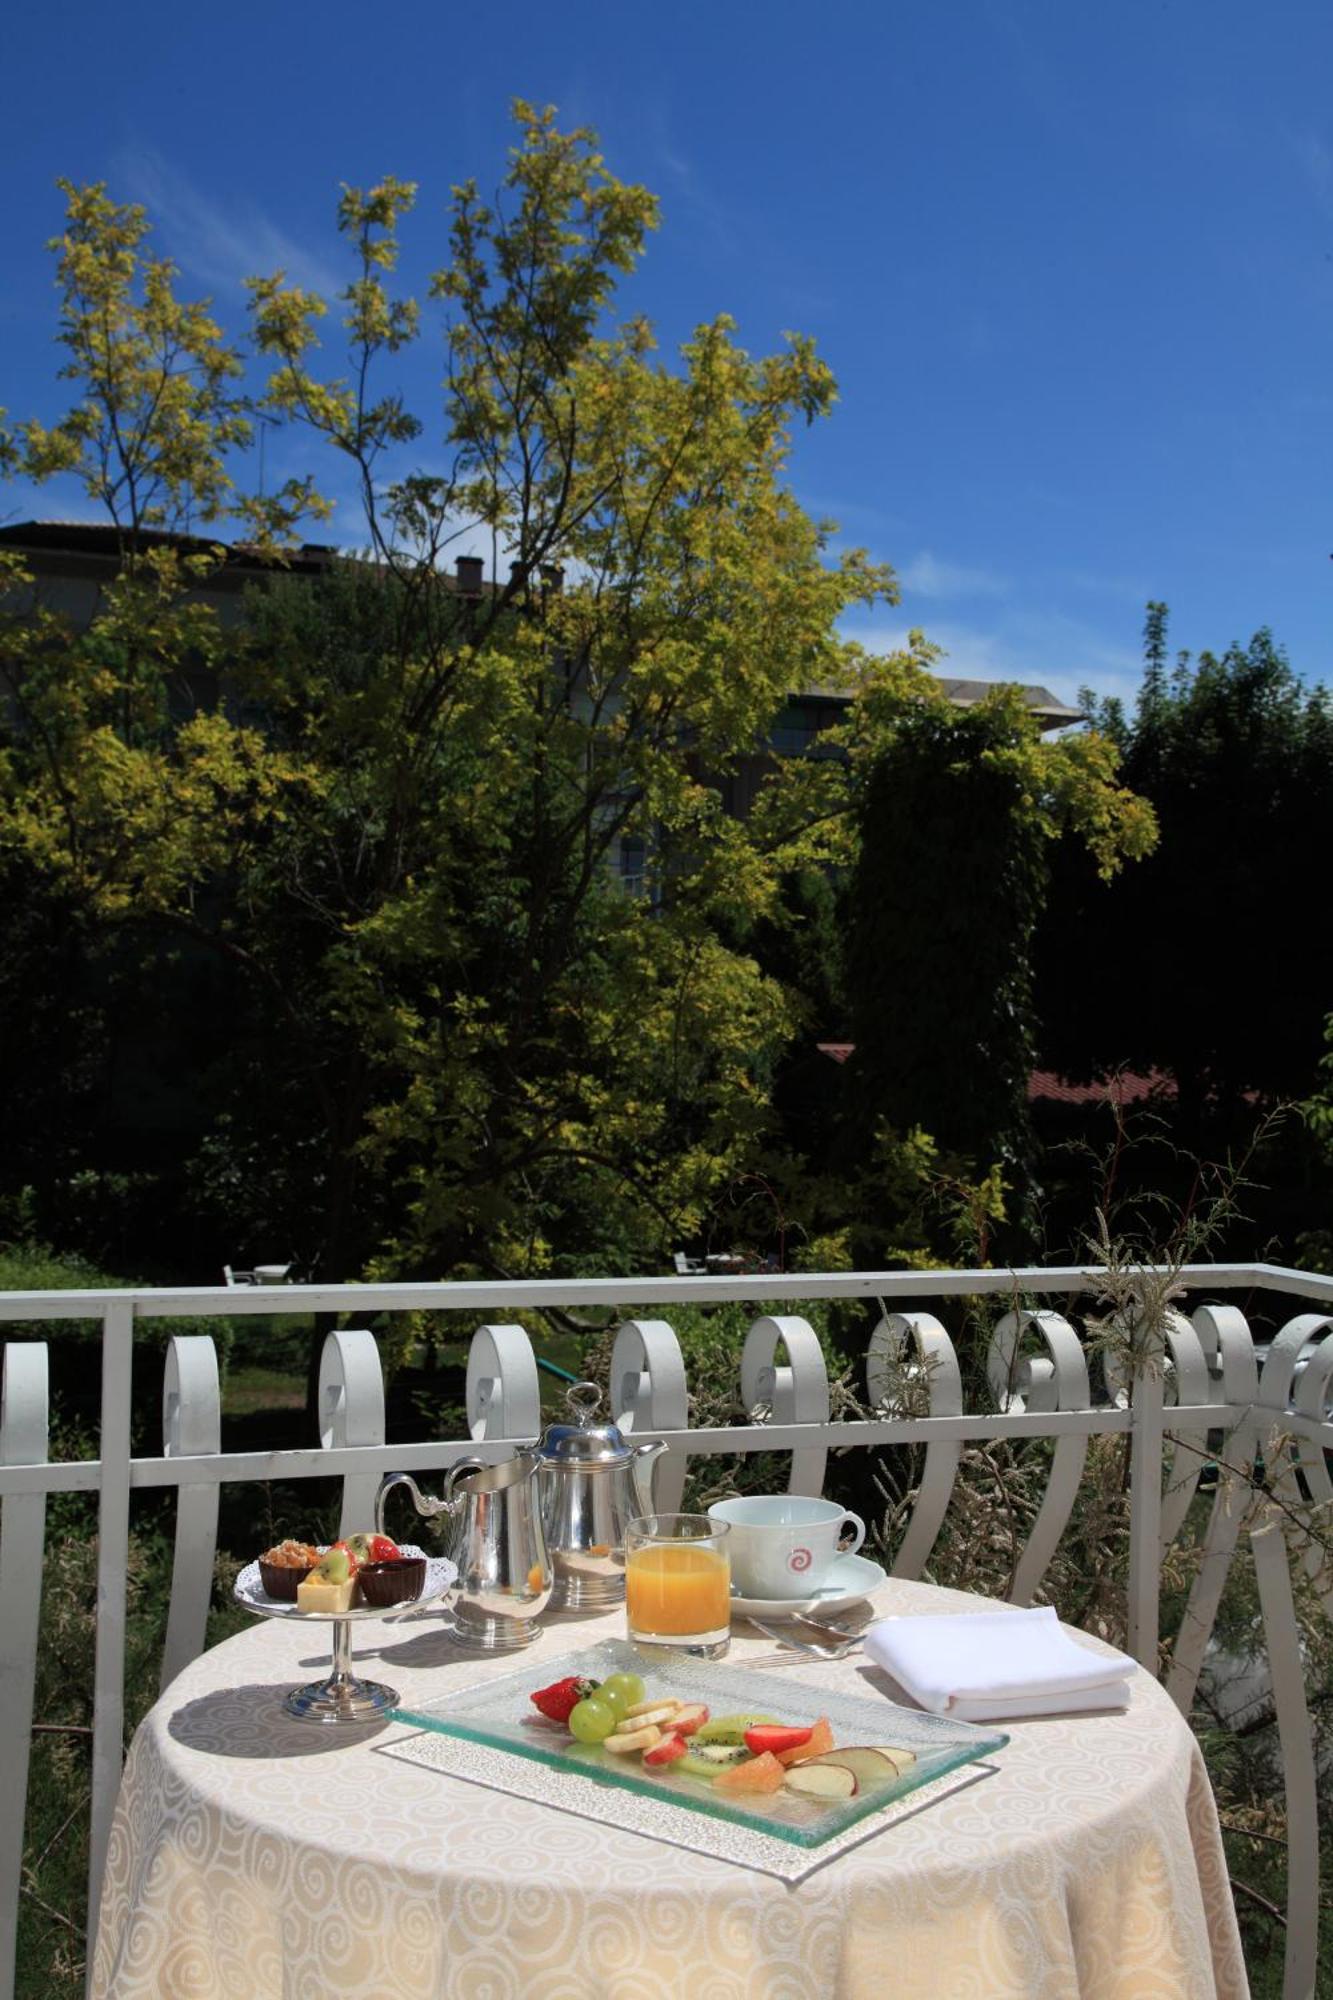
[540,1381,633,1465]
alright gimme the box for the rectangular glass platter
[389,1638,1008,1850]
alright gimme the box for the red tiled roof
[813,1045,1178,1107]
[1027,1069,1177,1106]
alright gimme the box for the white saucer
[729,1552,887,1620]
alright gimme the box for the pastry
[358,1552,426,1608]
[258,1540,322,1602]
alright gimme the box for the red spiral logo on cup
[788,1546,813,1573]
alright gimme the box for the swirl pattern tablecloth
[91,1580,1248,1999]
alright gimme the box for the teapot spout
[630,1438,669,1519]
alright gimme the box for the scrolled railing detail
[1285,1322,1333,1616]
[1167,1306,1260,1715]
[610,1319,689,1512]
[1256,1314,1333,1603]
[466,1323,540,1443]
[987,1309,1090,1606]
[159,1336,221,1691]
[318,1328,387,1536]
[741,1315,830,1498]
[867,1312,962,1581]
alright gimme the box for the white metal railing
[1,1263,1330,2000]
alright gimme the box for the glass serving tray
[390,1639,1008,1849]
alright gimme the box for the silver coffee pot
[538,1382,668,1608]
[376,1449,552,1651]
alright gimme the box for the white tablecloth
[91,1579,1248,1999]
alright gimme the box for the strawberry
[743,1724,813,1758]
[367,1534,401,1564]
[529,1675,599,1725]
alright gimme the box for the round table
[91,1579,1248,1999]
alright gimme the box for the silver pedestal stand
[232,1548,457,1725]
[284,1614,401,1722]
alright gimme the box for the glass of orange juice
[625,1513,731,1658]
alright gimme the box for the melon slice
[774,1716,834,1767]
[713,1751,786,1795]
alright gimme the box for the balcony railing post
[868,1313,962,1579]
[741,1316,829,1497]
[609,1321,688,1512]
[1125,1320,1165,1670]
[1250,1511,1320,2000]
[159,1335,221,1691]
[318,1330,386,1537]
[87,1297,134,1987]
[0,1342,49,2000]
[466,1325,540,1442]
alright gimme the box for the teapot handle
[443,1456,488,1505]
[375,1471,452,1536]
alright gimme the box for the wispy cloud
[840,605,1143,711]
[1296,132,1333,217]
[897,550,1009,600]
[114,146,341,299]
[1060,567,1152,604]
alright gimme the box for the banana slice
[603,1724,662,1754]
[616,1702,680,1730]
[626,1697,681,1720]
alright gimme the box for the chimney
[455,555,484,597]
[540,563,565,596]
[509,560,528,590]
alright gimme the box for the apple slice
[799,1748,905,1789]
[642,1732,688,1768]
[668,1704,709,1736]
[868,1746,918,1778]
[784,1761,857,1801]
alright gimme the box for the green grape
[568,1696,616,1744]
[596,1682,630,1719]
[598,1671,645,1710]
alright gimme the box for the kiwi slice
[694,1711,782,1746]
[676,1744,751,1778]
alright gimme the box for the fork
[746,1617,861,1659]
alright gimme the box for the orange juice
[625,1542,730,1636]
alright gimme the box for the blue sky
[4,0,1331,708]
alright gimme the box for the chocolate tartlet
[258,1540,322,1602]
[357,1555,427,1608]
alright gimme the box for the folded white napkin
[863,1605,1136,1722]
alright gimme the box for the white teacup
[707,1495,866,1600]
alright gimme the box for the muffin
[258,1540,323,1602]
[357,1554,427,1608]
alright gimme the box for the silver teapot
[376,1449,552,1651]
[538,1382,668,1608]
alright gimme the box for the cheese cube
[296,1574,357,1615]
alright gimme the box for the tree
[1037,607,1333,1117]
[840,684,1155,1251]
[2,107,1155,1296]
[1,108,896,1285]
